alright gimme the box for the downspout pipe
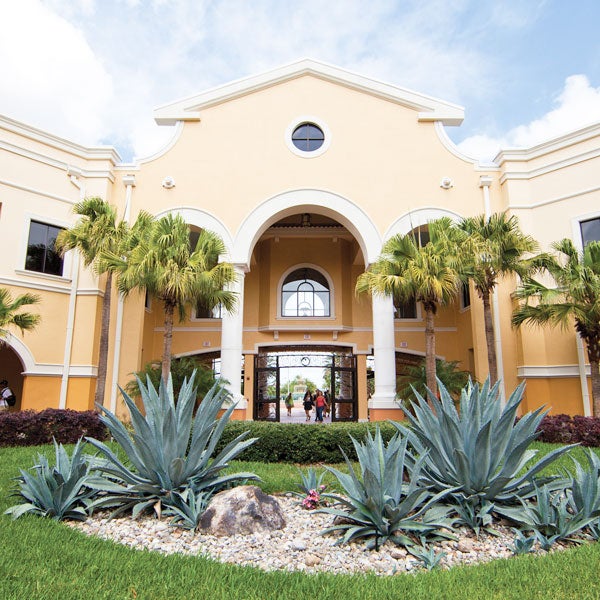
[479,176,506,405]
[59,167,84,409]
[109,174,135,413]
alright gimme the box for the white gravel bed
[66,495,570,576]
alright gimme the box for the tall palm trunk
[162,301,175,384]
[95,271,112,408]
[481,289,498,384]
[424,303,437,398]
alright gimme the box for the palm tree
[459,212,539,384]
[56,198,135,407]
[356,218,464,397]
[397,358,471,402]
[512,239,600,416]
[0,287,40,340]
[103,213,237,383]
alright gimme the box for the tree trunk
[162,301,175,385]
[587,338,600,417]
[424,305,437,398]
[481,289,498,385]
[94,271,112,409]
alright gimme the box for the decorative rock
[199,485,286,536]
[304,554,321,566]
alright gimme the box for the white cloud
[0,0,113,146]
[457,75,600,162]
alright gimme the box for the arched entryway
[0,342,26,410]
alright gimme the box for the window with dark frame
[291,123,325,152]
[394,296,418,319]
[581,217,600,246]
[461,282,471,309]
[25,220,64,276]
[281,268,330,317]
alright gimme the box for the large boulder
[199,485,286,536]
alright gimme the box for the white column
[220,265,247,407]
[110,174,135,413]
[368,293,397,409]
[479,175,506,405]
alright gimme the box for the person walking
[314,389,327,423]
[284,392,294,417]
[302,389,314,422]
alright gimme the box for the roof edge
[154,58,464,126]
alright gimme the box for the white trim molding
[517,365,590,378]
[154,58,464,126]
[285,115,331,159]
[384,207,463,241]
[233,188,382,267]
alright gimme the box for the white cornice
[154,58,464,126]
[517,364,590,378]
[508,184,600,210]
[0,113,121,164]
[495,121,600,165]
[0,274,71,294]
[0,177,75,205]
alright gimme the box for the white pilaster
[220,265,247,407]
[368,293,397,409]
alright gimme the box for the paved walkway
[278,401,331,424]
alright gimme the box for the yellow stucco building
[1,60,598,420]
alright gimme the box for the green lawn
[1,443,600,600]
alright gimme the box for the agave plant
[497,483,593,545]
[5,438,95,521]
[86,373,259,518]
[319,427,454,550]
[163,489,213,530]
[566,449,600,530]
[393,379,574,531]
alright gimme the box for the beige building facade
[0,60,598,420]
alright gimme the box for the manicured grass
[2,443,600,599]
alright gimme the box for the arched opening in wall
[254,345,357,423]
[0,344,25,410]
[245,210,367,421]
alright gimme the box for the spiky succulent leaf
[394,379,575,513]
[86,372,259,518]
[4,438,94,521]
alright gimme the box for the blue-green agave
[5,438,95,521]
[393,379,574,517]
[319,427,454,550]
[86,373,259,518]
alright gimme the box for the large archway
[0,338,28,410]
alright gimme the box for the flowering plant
[301,485,327,510]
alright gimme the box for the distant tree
[512,239,600,416]
[125,356,216,406]
[0,287,40,340]
[396,359,471,402]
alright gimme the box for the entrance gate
[253,349,357,422]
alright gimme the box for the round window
[291,122,325,152]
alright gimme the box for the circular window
[291,123,325,152]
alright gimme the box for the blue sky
[1,0,599,163]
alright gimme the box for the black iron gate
[253,349,357,422]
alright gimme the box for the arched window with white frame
[281,267,331,317]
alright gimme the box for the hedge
[0,408,108,447]
[214,421,400,463]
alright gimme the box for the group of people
[301,389,330,422]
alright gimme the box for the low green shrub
[214,421,399,463]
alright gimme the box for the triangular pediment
[154,58,463,126]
